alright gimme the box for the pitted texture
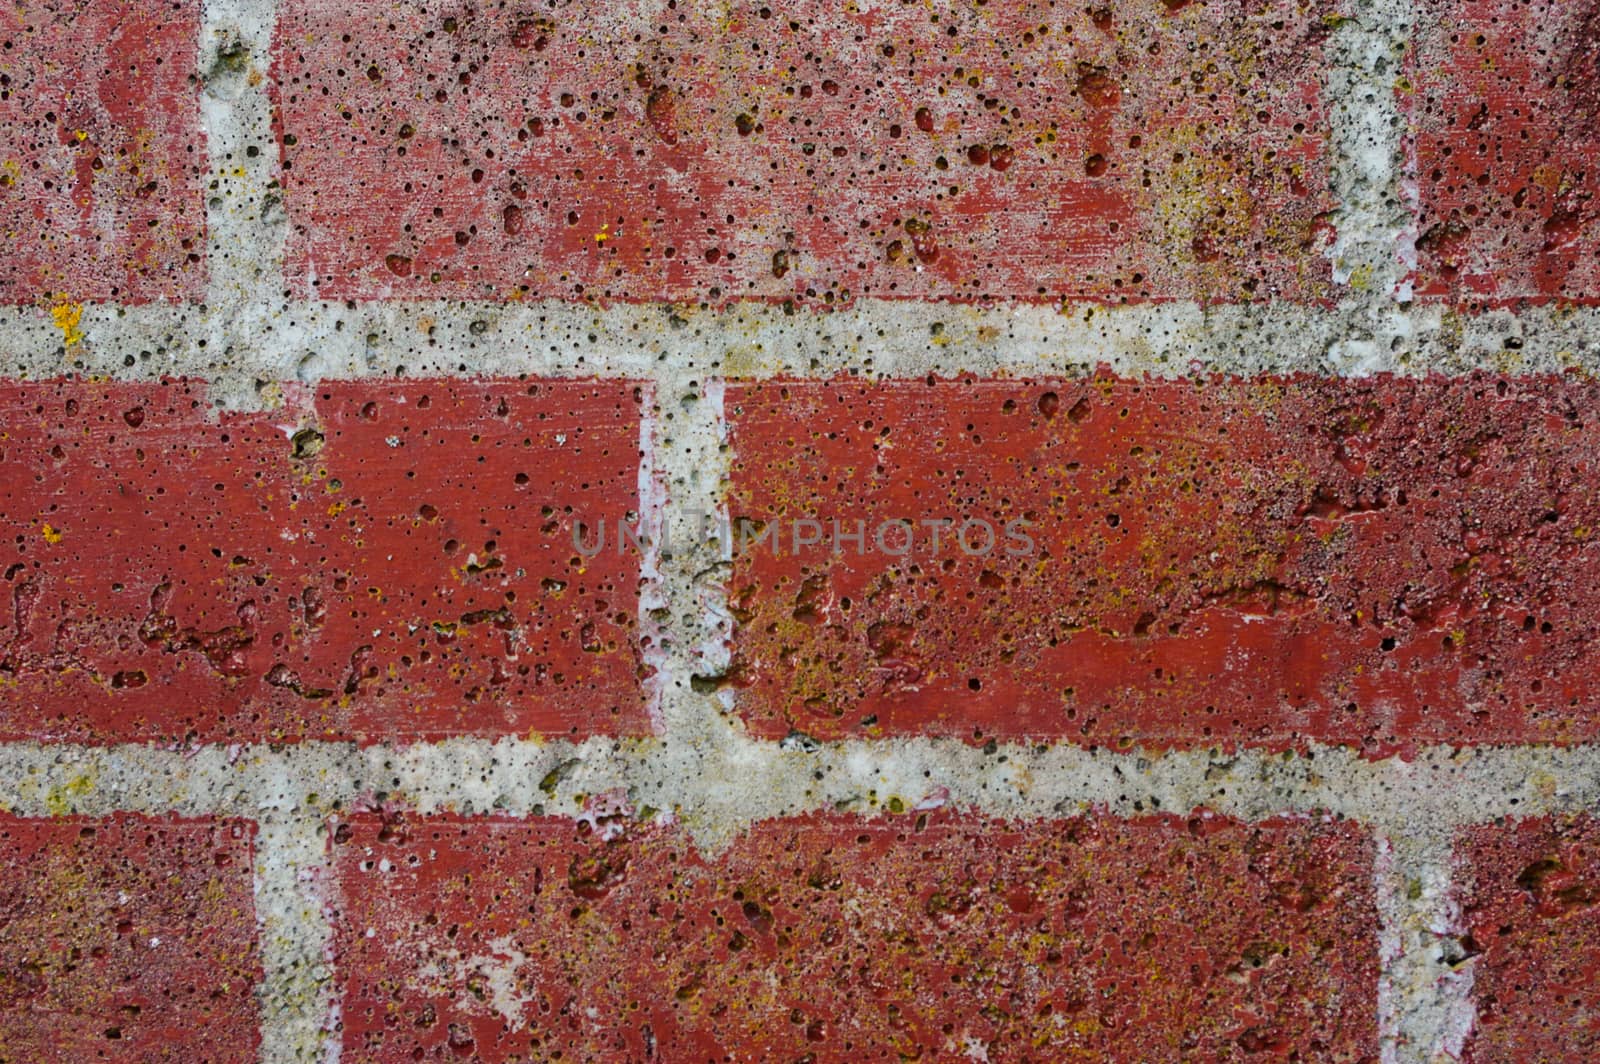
[0,378,647,743]
[0,813,260,1060]
[0,0,1597,1061]
[725,375,1600,754]
[0,0,205,303]
[273,0,1333,305]
[330,809,1377,1062]
[1411,0,1600,303]
[1455,814,1600,1061]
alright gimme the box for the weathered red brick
[330,808,1377,1061]
[724,375,1600,753]
[0,0,205,303]
[0,378,648,743]
[1410,0,1600,303]
[1454,814,1600,1060]
[0,813,259,1060]
[273,0,1333,306]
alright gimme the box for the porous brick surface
[1454,814,1600,1061]
[0,0,1598,1058]
[273,0,1333,305]
[0,0,206,303]
[1410,0,1600,303]
[725,375,1600,753]
[0,813,260,1060]
[330,808,1377,1062]
[0,378,648,743]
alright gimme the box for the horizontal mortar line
[0,737,1596,842]
[9,299,1600,398]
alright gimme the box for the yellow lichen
[44,770,96,816]
[50,300,84,347]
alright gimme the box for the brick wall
[2,0,1600,1060]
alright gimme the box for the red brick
[0,813,259,1060]
[329,808,1377,1062]
[1409,0,1600,303]
[1454,814,1600,1060]
[724,375,1600,753]
[273,0,1333,306]
[0,0,205,303]
[0,378,648,743]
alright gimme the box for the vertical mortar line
[194,5,334,1053]
[632,361,751,835]
[1324,0,1421,373]
[199,0,288,407]
[1323,2,1461,1053]
[253,814,339,1064]
[691,379,734,691]
[1370,769,1475,1064]
[239,744,363,1064]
